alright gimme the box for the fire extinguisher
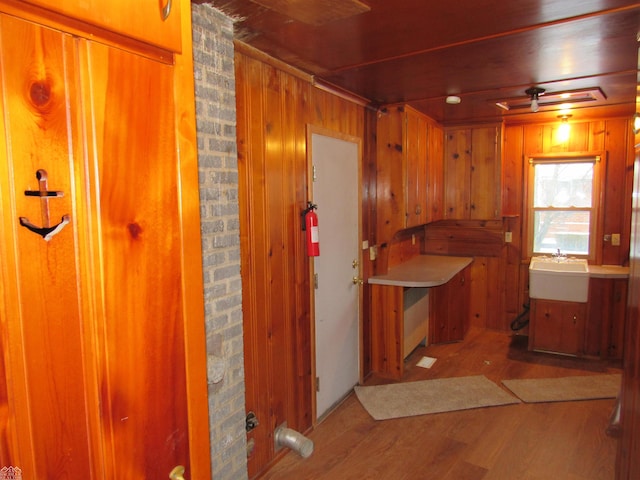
[302,201,320,257]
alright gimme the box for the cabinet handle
[161,0,172,20]
[415,205,422,215]
[169,465,185,480]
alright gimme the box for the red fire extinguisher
[303,202,320,257]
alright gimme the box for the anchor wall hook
[19,169,70,241]
[19,215,70,241]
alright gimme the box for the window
[528,156,600,258]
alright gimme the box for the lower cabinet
[530,278,627,360]
[586,277,628,360]
[529,299,587,356]
[429,267,470,344]
[369,265,470,379]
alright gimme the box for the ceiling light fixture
[493,88,605,113]
[446,95,461,104]
[525,87,546,113]
[557,114,572,143]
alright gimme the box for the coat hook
[19,169,70,241]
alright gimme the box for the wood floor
[260,328,621,480]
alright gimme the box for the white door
[310,131,360,419]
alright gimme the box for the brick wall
[191,5,248,479]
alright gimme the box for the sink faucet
[552,248,566,261]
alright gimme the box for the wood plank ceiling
[202,0,640,125]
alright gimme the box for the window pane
[533,210,590,255]
[533,163,593,208]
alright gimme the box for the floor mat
[354,375,520,420]
[501,374,621,403]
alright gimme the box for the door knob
[352,276,363,285]
[169,466,185,480]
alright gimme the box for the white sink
[529,256,589,303]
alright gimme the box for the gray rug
[354,375,520,421]
[502,374,621,403]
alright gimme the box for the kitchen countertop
[368,254,474,287]
[588,265,630,279]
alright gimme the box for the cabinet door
[405,108,427,227]
[444,129,471,218]
[426,120,444,223]
[0,16,96,477]
[588,278,628,360]
[429,268,470,344]
[531,300,585,355]
[21,0,181,52]
[469,126,500,219]
[376,106,405,241]
[0,14,202,478]
[444,126,501,219]
[608,279,628,360]
[82,39,193,479]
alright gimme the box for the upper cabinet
[20,0,182,51]
[376,105,443,242]
[405,106,429,228]
[444,125,502,219]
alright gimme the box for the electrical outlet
[505,231,513,243]
[369,246,377,261]
[411,234,416,245]
[612,233,621,246]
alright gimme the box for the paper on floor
[416,356,437,369]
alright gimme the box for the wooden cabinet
[444,125,501,219]
[405,106,428,228]
[376,105,443,243]
[426,116,445,226]
[369,257,471,379]
[19,0,181,51]
[370,284,406,379]
[529,299,587,355]
[429,267,470,344]
[586,277,627,360]
[0,3,210,479]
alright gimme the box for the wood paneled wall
[424,119,633,333]
[235,42,634,476]
[521,119,633,266]
[234,45,374,478]
[502,119,634,332]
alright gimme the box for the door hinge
[316,376,320,392]
[312,164,317,182]
[314,273,318,289]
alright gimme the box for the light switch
[505,231,512,243]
